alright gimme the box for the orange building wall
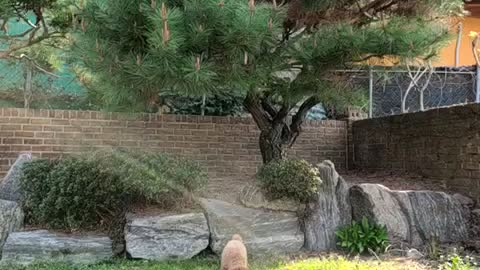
[434,4,480,67]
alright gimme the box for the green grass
[0,257,431,270]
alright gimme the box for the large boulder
[239,184,304,212]
[1,230,113,265]
[303,160,351,251]
[125,213,209,260]
[349,184,411,245]
[0,200,24,253]
[471,209,480,238]
[0,153,32,202]
[350,184,470,247]
[200,198,304,256]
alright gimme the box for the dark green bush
[19,159,57,222]
[256,159,321,203]
[336,217,389,254]
[20,157,126,230]
[19,150,208,230]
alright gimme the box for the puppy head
[231,234,243,241]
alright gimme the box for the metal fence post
[368,66,373,118]
[477,65,480,103]
[455,23,463,67]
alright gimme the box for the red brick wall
[352,104,480,202]
[0,108,347,178]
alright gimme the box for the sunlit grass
[0,256,431,270]
[277,257,428,270]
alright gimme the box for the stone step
[1,230,113,265]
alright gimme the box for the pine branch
[244,92,272,131]
[288,96,321,146]
[0,32,65,59]
[40,16,49,37]
[0,28,35,39]
[16,11,38,29]
[261,98,278,119]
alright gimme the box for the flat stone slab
[125,213,209,260]
[200,198,304,256]
[1,230,113,265]
[239,184,304,212]
[0,199,24,252]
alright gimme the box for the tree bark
[244,92,321,164]
[259,128,286,163]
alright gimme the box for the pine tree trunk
[259,129,286,164]
[244,93,320,164]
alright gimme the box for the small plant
[256,159,321,203]
[426,233,441,259]
[438,251,477,270]
[336,217,389,254]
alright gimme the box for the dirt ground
[343,171,448,192]
[203,171,449,204]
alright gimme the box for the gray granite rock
[0,153,32,202]
[350,184,411,245]
[471,209,480,238]
[453,193,475,209]
[406,248,423,259]
[350,184,469,247]
[408,191,469,243]
[0,199,24,253]
[1,230,112,265]
[239,184,304,212]
[125,213,209,260]
[200,198,304,256]
[303,160,351,251]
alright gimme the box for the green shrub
[336,217,389,255]
[93,150,208,205]
[19,150,208,230]
[19,159,57,222]
[20,157,126,230]
[256,159,321,203]
[439,252,477,270]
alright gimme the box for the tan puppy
[220,234,248,270]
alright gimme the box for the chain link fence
[337,66,479,118]
[0,59,87,110]
[2,60,478,118]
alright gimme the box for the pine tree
[74,0,464,163]
[0,0,76,60]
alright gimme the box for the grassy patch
[279,257,427,270]
[0,257,430,270]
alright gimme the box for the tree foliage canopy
[75,0,463,109]
[0,0,75,60]
[74,0,464,162]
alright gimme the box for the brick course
[0,108,347,178]
[352,104,480,202]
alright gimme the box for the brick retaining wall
[0,108,347,178]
